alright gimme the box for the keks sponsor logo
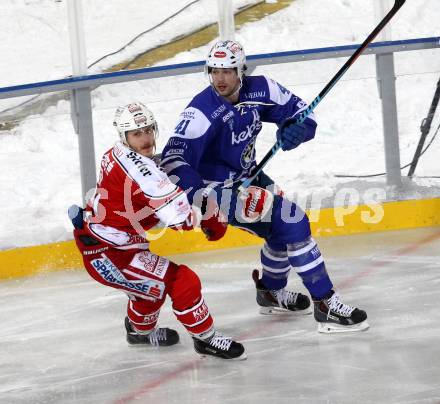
[231,109,262,145]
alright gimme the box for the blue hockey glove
[68,204,84,229]
[277,117,317,151]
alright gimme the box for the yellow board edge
[1,198,439,281]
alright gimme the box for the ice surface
[1,227,440,403]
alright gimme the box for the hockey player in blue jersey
[161,40,368,333]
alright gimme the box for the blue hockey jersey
[161,75,317,201]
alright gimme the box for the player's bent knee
[270,196,312,244]
[170,265,214,337]
[168,264,202,309]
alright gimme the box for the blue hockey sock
[287,237,333,299]
[260,242,290,290]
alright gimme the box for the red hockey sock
[169,264,214,337]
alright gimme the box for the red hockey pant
[81,247,213,336]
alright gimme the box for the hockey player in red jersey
[69,102,245,360]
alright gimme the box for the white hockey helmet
[113,102,159,145]
[206,40,247,78]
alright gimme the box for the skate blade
[317,320,370,334]
[259,306,312,315]
[197,352,248,361]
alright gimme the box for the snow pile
[0,0,439,249]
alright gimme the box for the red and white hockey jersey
[85,141,191,250]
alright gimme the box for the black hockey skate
[252,269,311,315]
[313,291,369,333]
[193,331,246,360]
[125,317,179,346]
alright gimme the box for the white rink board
[1,227,440,404]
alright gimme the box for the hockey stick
[407,76,440,178]
[238,0,406,192]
